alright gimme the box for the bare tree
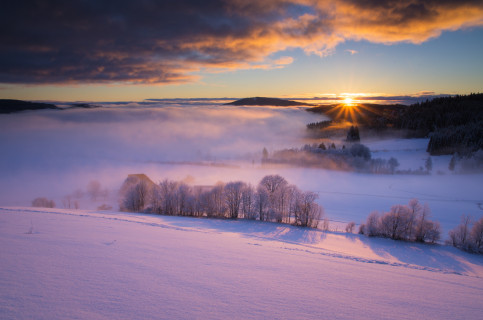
[87,180,102,201]
[191,186,206,217]
[422,220,441,244]
[448,215,472,250]
[380,205,414,240]
[176,182,192,216]
[414,202,441,243]
[32,197,55,208]
[470,217,483,253]
[293,190,323,228]
[448,215,483,253]
[255,185,269,221]
[364,211,380,237]
[203,182,226,218]
[62,194,73,209]
[150,184,163,214]
[362,200,440,243]
[121,180,149,212]
[284,184,299,224]
[224,181,245,219]
[345,222,356,233]
[159,179,178,215]
[241,183,257,219]
[258,175,288,222]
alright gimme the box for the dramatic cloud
[1,0,482,84]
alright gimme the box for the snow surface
[1,207,482,319]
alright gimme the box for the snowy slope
[1,207,482,319]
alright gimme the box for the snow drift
[1,207,482,319]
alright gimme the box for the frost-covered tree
[448,215,483,253]
[345,221,356,233]
[224,181,245,219]
[159,179,179,215]
[364,211,380,237]
[87,180,102,201]
[240,183,257,219]
[362,199,440,243]
[176,182,192,216]
[203,182,226,218]
[255,185,269,221]
[32,197,55,208]
[258,175,288,222]
[413,201,435,242]
[470,217,483,253]
[379,205,412,240]
[190,186,206,217]
[293,190,322,228]
[448,215,472,250]
[121,180,149,212]
[118,173,326,228]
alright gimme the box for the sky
[1,0,483,102]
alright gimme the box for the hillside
[1,207,482,319]
[0,99,102,113]
[226,97,312,106]
[0,99,59,113]
[306,94,483,155]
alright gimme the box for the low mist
[0,103,326,205]
[1,103,481,236]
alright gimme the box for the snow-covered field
[1,103,482,318]
[1,207,482,319]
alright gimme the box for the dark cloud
[1,0,482,84]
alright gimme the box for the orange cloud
[1,0,482,84]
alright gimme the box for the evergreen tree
[346,125,360,142]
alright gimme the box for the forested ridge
[307,94,482,155]
[394,93,483,155]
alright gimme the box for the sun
[344,97,354,105]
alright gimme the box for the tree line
[394,93,483,155]
[120,174,323,228]
[264,143,401,174]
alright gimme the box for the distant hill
[0,99,102,114]
[68,103,101,109]
[0,99,59,114]
[225,97,312,106]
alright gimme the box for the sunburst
[344,97,354,105]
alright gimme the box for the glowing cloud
[0,0,482,85]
